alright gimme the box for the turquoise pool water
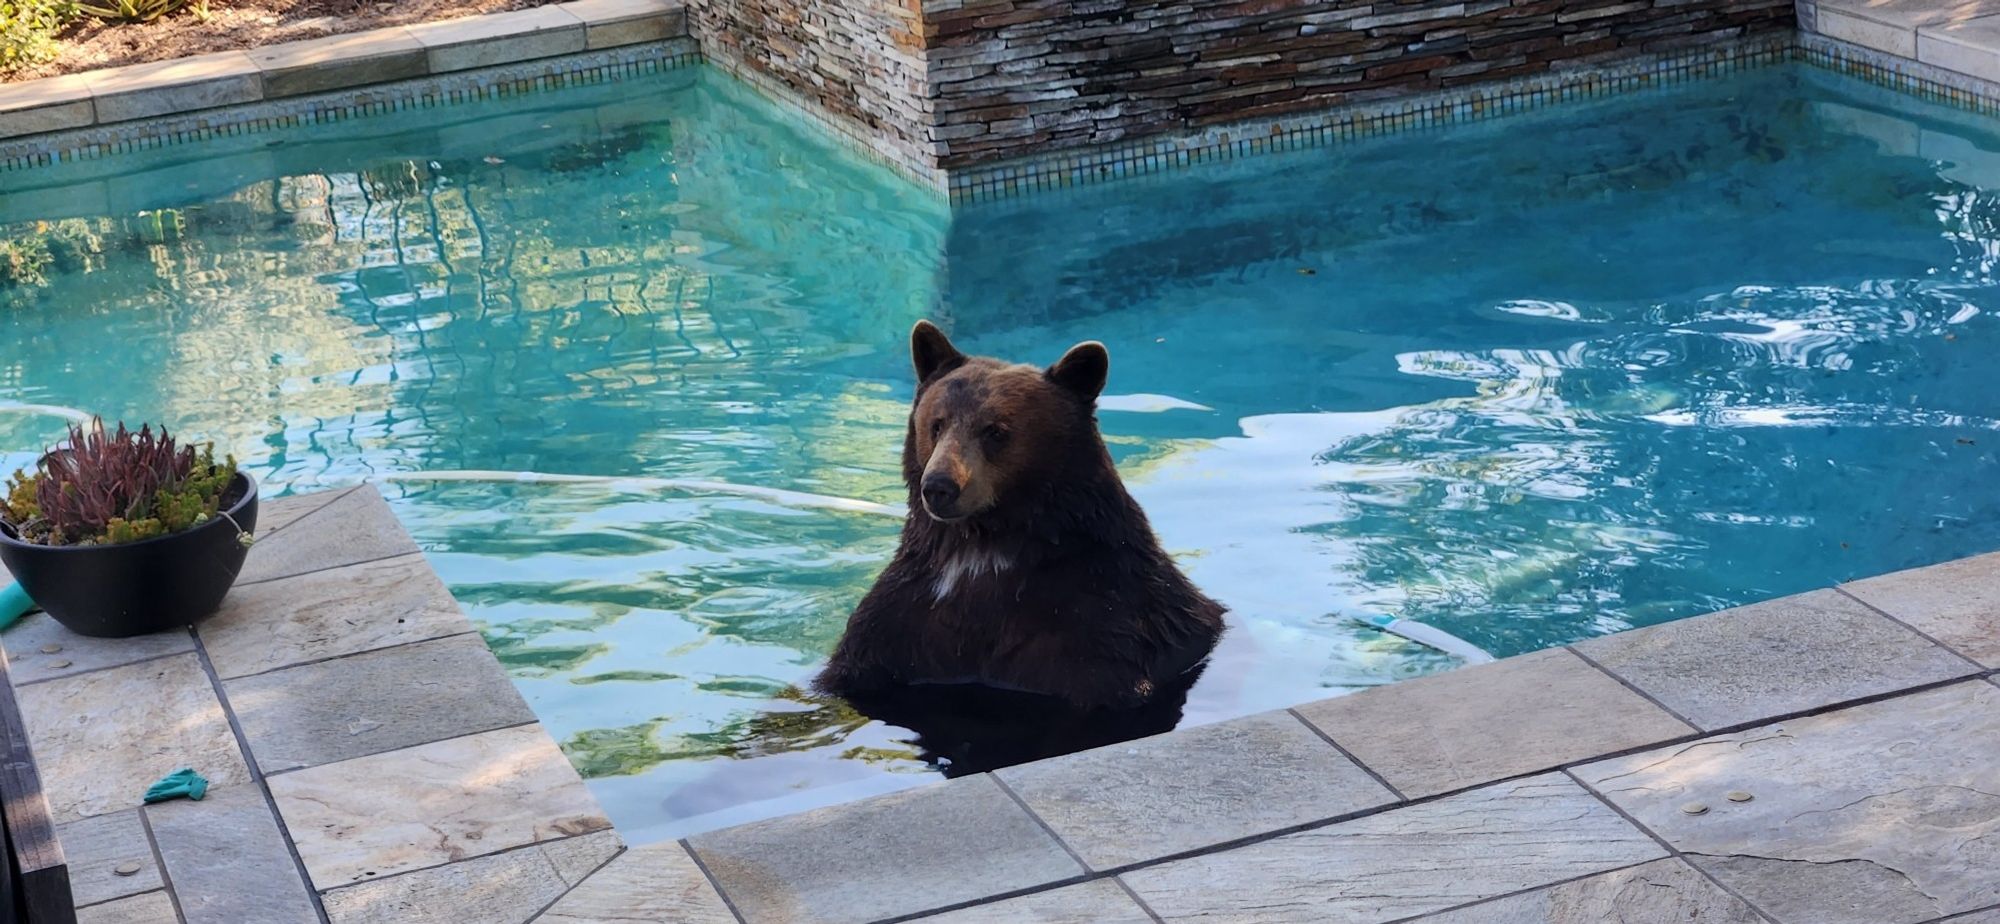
[4,61,2000,840]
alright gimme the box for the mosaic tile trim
[0,38,699,173]
[1800,31,2000,115]
[946,36,1799,204]
[13,29,2000,205]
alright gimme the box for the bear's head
[902,320,1109,523]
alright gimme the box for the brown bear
[813,320,1226,710]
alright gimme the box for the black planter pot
[0,472,259,638]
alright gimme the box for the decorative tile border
[11,25,2000,205]
[1800,30,2000,115]
[945,35,1799,204]
[0,37,696,173]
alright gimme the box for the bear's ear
[1047,341,1109,400]
[911,320,965,384]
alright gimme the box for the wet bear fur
[814,321,1225,710]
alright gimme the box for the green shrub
[75,0,185,23]
[0,0,77,72]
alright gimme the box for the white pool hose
[1345,612,1496,664]
[378,469,908,518]
[0,403,94,423]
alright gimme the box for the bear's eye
[982,424,1009,446]
[929,419,945,441]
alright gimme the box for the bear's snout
[920,473,963,520]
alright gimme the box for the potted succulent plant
[0,419,257,638]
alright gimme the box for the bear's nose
[921,475,961,516]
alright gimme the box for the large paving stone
[270,723,611,889]
[56,809,162,907]
[1,612,192,686]
[1297,648,1694,798]
[250,28,429,98]
[540,841,734,924]
[908,880,1153,923]
[236,487,419,586]
[1576,680,2000,924]
[146,783,318,924]
[0,73,94,140]
[323,829,622,924]
[84,51,263,123]
[407,7,586,72]
[1120,773,1664,923]
[690,774,1084,924]
[1571,589,1976,730]
[228,633,532,773]
[998,710,1396,869]
[559,0,689,48]
[1415,858,1763,923]
[17,652,250,823]
[77,890,178,924]
[1843,553,2000,667]
[201,551,471,679]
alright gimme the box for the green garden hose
[0,582,33,631]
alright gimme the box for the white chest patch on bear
[933,548,1013,600]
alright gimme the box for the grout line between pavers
[1286,705,1410,801]
[1833,584,1990,672]
[1108,874,1168,924]
[522,839,628,923]
[211,626,484,684]
[865,670,2000,924]
[679,838,752,924]
[9,642,194,689]
[257,717,543,779]
[1564,643,1704,730]
[134,810,189,924]
[1369,856,1676,924]
[1930,901,2000,922]
[1561,768,1782,924]
[232,547,425,590]
[188,633,333,924]
[989,773,1093,871]
[255,486,362,539]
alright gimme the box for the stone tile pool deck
[2,486,1998,923]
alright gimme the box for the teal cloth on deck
[143,768,208,804]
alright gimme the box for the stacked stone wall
[693,0,1794,172]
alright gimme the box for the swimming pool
[3,59,1999,841]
